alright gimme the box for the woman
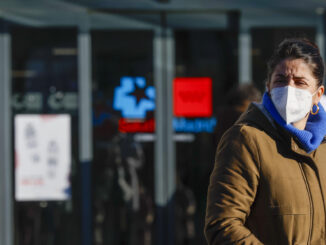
[205,38,326,245]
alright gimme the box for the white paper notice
[15,114,71,201]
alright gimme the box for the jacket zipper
[298,162,313,244]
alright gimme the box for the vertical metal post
[154,13,176,245]
[165,27,176,245]
[0,20,13,245]
[154,26,166,209]
[239,27,252,84]
[78,29,93,245]
[154,25,167,245]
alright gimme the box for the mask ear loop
[311,103,320,115]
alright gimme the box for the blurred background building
[0,0,325,245]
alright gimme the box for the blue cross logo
[113,77,155,119]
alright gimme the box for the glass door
[167,12,238,245]
[91,14,160,245]
[91,11,237,245]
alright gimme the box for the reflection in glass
[12,27,80,245]
[92,31,155,245]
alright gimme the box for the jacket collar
[235,103,318,157]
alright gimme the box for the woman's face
[267,58,324,105]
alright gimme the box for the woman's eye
[296,80,307,86]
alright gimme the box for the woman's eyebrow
[275,74,307,81]
[293,76,308,81]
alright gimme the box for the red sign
[173,77,212,117]
[119,118,155,133]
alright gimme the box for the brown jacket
[205,103,326,245]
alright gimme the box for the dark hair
[267,38,325,87]
[226,84,261,106]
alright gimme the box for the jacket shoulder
[219,115,273,150]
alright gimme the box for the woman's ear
[315,85,324,104]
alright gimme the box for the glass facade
[0,5,321,245]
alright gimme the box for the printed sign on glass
[15,114,71,201]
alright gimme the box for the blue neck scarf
[262,92,326,153]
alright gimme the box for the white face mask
[270,86,317,124]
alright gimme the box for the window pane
[11,26,80,245]
[92,30,155,245]
[174,30,237,245]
